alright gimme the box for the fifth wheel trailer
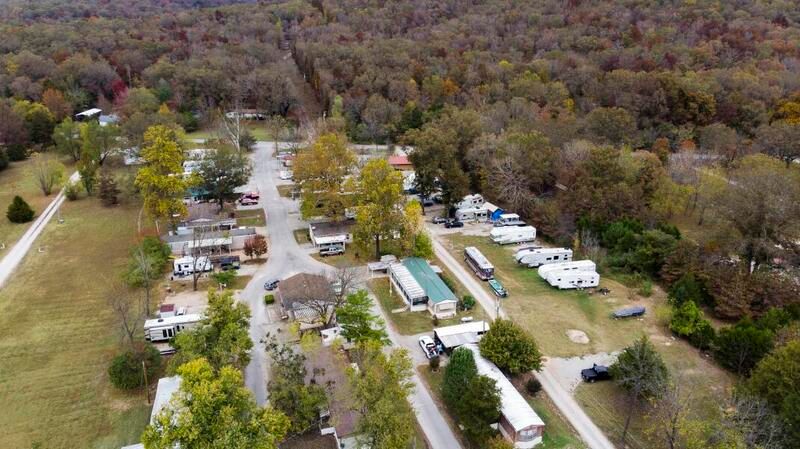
[490,226,536,245]
[544,270,600,290]
[537,260,597,279]
[514,248,574,268]
[144,313,203,342]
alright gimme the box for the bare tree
[189,227,209,291]
[30,154,65,196]
[265,114,289,150]
[219,106,243,153]
[326,266,362,327]
[107,282,144,350]
[578,228,606,266]
[130,245,155,316]
[647,382,691,449]
[724,394,786,449]
[291,272,338,328]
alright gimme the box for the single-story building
[434,321,490,352]
[464,345,545,448]
[389,257,458,318]
[75,108,102,121]
[388,154,413,171]
[308,221,353,248]
[162,227,256,256]
[277,273,334,331]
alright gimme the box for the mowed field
[0,197,150,449]
[442,234,660,357]
[0,158,70,251]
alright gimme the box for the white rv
[144,313,203,342]
[544,270,600,289]
[455,194,485,210]
[515,248,574,268]
[490,225,536,245]
[494,213,526,227]
[455,207,489,222]
[173,256,213,276]
[537,260,597,279]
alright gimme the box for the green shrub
[108,345,162,390]
[461,294,476,311]
[5,143,28,161]
[264,294,275,305]
[668,273,709,307]
[0,148,8,171]
[64,181,80,201]
[525,377,542,396]
[637,279,653,297]
[440,273,456,293]
[689,319,716,350]
[714,320,774,375]
[212,270,236,287]
[6,195,34,223]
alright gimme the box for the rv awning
[186,237,232,249]
[314,235,347,245]
[434,321,489,349]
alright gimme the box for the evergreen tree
[6,195,34,223]
[98,170,120,206]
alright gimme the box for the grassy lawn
[276,185,297,198]
[234,208,266,227]
[0,197,151,449]
[368,277,487,335]
[420,366,585,449]
[185,122,271,141]
[293,228,310,245]
[442,235,662,357]
[0,158,74,252]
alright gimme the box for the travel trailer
[494,213,526,227]
[173,256,213,276]
[515,248,574,268]
[544,270,600,290]
[144,313,203,342]
[464,246,495,280]
[490,226,536,245]
[455,194,485,210]
[537,260,597,279]
[455,207,489,222]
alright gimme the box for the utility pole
[142,360,150,404]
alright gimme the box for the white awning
[390,264,425,300]
[186,237,232,249]
[313,235,347,245]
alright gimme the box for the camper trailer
[494,213,526,227]
[455,207,489,222]
[464,246,495,280]
[544,270,600,290]
[537,260,597,279]
[173,256,213,276]
[144,313,203,342]
[490,226,536,245]
[515,248,574,268]
[455,194,485,210]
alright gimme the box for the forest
[0,0,799,448]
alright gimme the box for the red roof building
[387,155,413,171]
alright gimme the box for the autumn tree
[41,89,71,121]
[265,340,327,435]
[479,319,542,375]
[244,234,268,259]
[293,133,357,220]
[755,121,800,167]
[348,342,415,449]
[710,154,800,271]
[169,289,253,372]
[611,336,669,446]
[135,125,188,231]
[29,153,65,196]
[354,158,405,259]
[748,341,800,448]
[586,106,637,146]
[143,358,290,449]
[52,117,82,162]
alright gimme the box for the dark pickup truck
[581,364,611,383]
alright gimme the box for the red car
[239,196,258,205]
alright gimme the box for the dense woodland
[1,0,799,448]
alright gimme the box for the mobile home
[464,246,495,280]
[515,248,573,268]
[456,194,485,210]
[544,270,600,290]
[456,207,489,222]
[490,226,536,245]
[144,313,203,342]
[173,256,213,276]
[537,260,597,279]
[494,213,526,227]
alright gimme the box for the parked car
[488,279,508,297]
[264,278,280,291]
[444,219,464,228]
[239,196,258,205]
[419,195,434,207]
[581,364,611,382]
[432,216,449,225]
[418,335,438,359]
[319,245,345,257]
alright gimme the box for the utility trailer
[490,225,536,245]
[514,247,573,268]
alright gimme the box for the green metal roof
[402,257,457,304]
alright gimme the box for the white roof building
[434,321,490,350]
[120,376,182,449]
[463,345,545,448]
